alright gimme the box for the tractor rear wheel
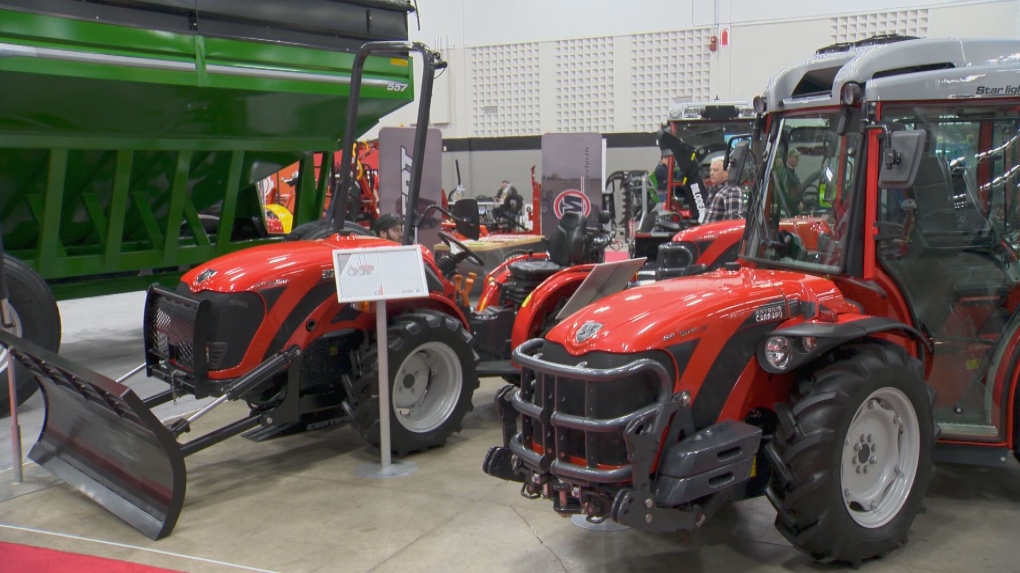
[0,256,61,414]
[765,340,933,565]
[285,219,372,241]
[347,310,478,456]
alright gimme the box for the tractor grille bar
[143,285,212,397]
[508,339,673,483]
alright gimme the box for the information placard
[332,245,428,303]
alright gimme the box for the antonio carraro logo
[754,303,787,323]
[575,321,604,342]
[195,268,217,284]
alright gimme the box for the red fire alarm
[709,35,718,52]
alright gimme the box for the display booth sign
[378,127,443,248]
[540,133,604,233]
[332,245,427,478]
[333,245,427,303]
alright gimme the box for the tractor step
[476,360,518,377]
[242,409,350,442]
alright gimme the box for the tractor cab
[746,38,1020,452]
[482,36,1020,566]
[630,102,756,261]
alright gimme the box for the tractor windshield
[671,119,756,180]
[743,111,860,274]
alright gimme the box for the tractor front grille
[508,340,675,483]
[145,285,206,372]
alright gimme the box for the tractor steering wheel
[438,232,485,267]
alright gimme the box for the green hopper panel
[0,1,415,298]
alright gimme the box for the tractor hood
[181,235,399,293]
[549,267,855,355]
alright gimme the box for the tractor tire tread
[766,340,933,565]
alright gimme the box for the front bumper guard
[484,338,760,532]
[506,338,685,487]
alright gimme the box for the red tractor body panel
[179,234,465,381]
[509,264,596,351]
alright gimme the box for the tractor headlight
[840,82,862,106]
[801,336,817,352]
[764,336,793,370]
[753,95,767,114]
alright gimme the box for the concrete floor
[3,293,1020,573]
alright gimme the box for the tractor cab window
[743,112,859,273]
[667,119,756,207]
[877,104,1020,443]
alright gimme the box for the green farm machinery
[0,0,417,407]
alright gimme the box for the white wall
[370,0,1020,140]
[363,0,1020,194]
[414,0,1009,47]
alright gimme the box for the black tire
[180,213,220,239]
[0,256,61,413]
[346,310,479,456]
[284,219,372,241]
[765,340,934,565]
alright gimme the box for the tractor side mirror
[878,130,927,189]
[726,137,752,186]
[451,198,481,240]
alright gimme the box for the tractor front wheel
[765,340,934,565]
[347,310,478,456]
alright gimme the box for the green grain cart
[0,0,417,408]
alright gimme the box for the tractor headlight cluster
[763,336,793,370]
[758,334,830,374]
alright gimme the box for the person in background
[706,157,729,204]
[776,147,803,214]
[372,213,403,242]
[495,180,517,202]
[651,152,670,204]
[704,159,745,222]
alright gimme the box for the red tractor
[629,101,756,262]
[3,39,615,541]
[484,35,1020,565]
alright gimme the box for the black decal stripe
[694,240,715,257]
[665,339,700,375]
[263,281,337,359]
[691,321,776,428]
[331,304,361,324]
[260,286,285,312]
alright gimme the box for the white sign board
[333,245,429,303]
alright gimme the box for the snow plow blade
[0,330,185,540]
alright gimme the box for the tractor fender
[477,252,549,311]
[756,316,930,375]
[510,265,596,350]
[389,293,470,331]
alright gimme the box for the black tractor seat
[508,211,588,282]
[508,259,565,282]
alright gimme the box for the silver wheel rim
[391,341,462,433]
[841,386,920,528]
[0,304,24,373]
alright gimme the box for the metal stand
[355,302,416,479]
[570,515,629,532]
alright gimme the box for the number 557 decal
[387,82,409,92]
